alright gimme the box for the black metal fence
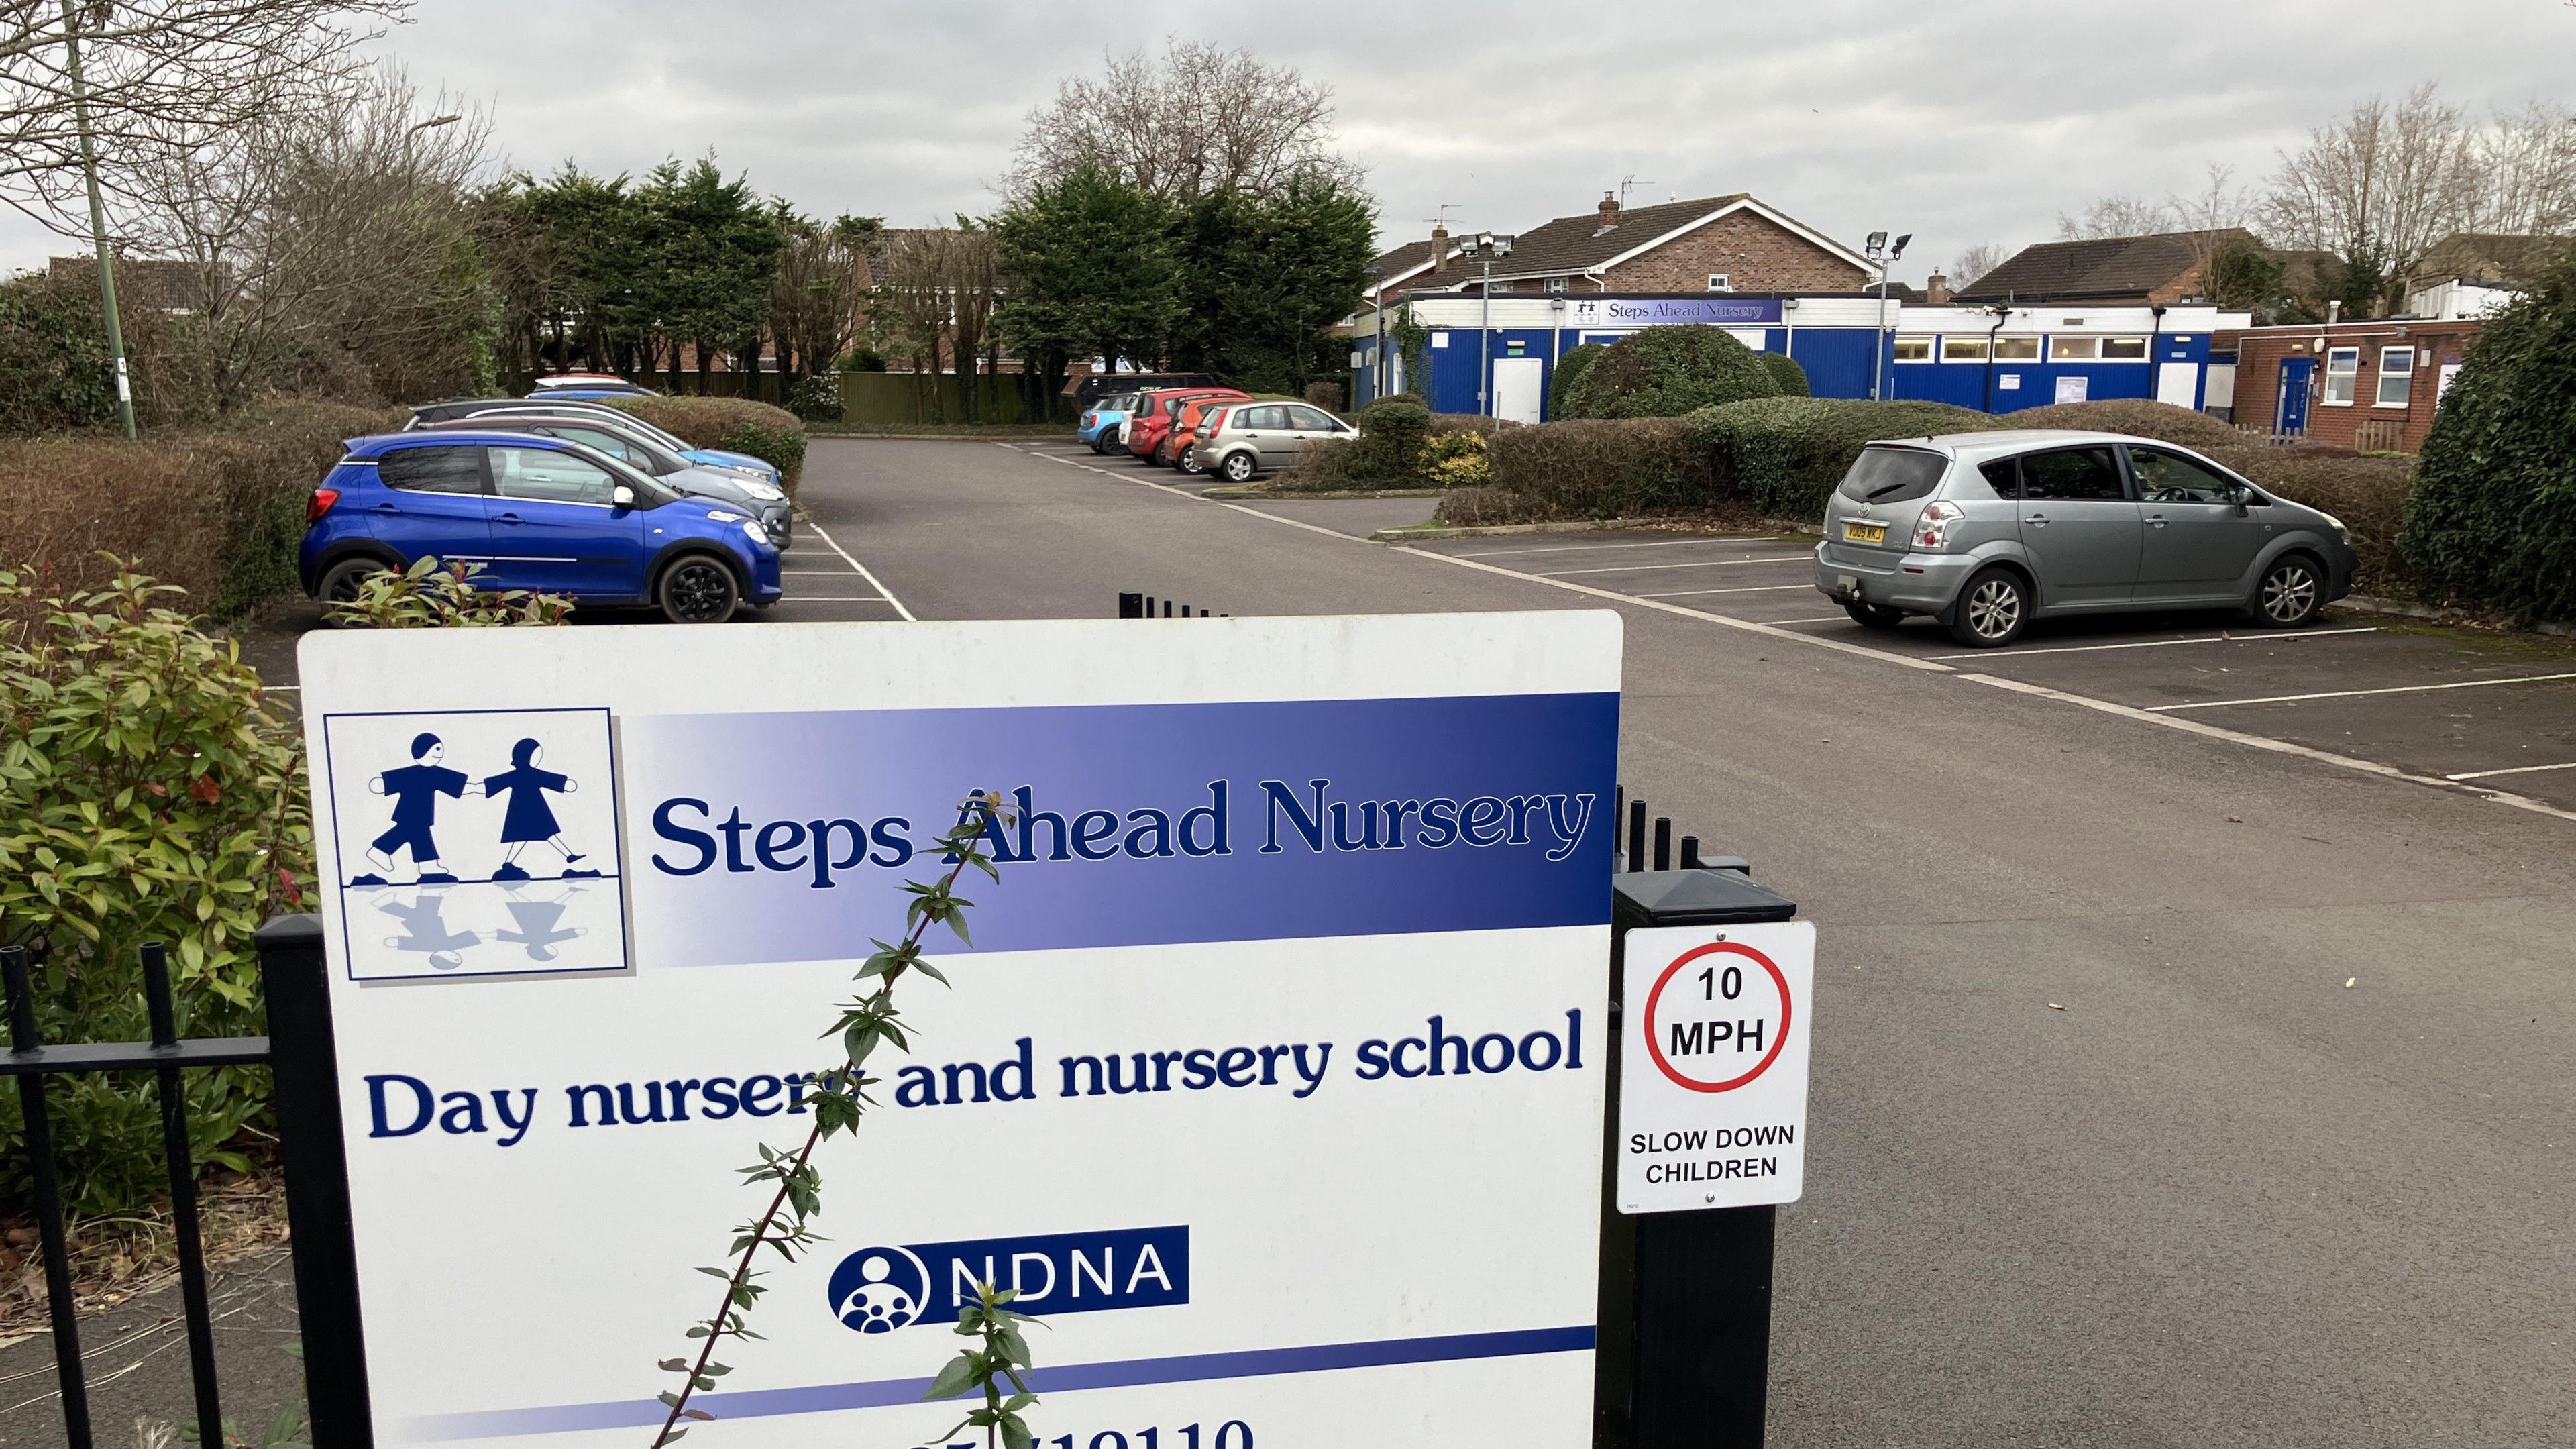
[2,919,370,1449]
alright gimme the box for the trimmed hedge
[2004,398,2246,450]
[2402,252,2576,620]
[1550,343,1607,418]
[0,400,400,623]
[1759,352,1810,398]
[612,395,808,492]
[1348,396,1431,485]
[1561,325,1778,419]
[2229,450,2415,596]
[1482,417,1713,518]
[1693,398,2008,520]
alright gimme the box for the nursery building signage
[297,611,1622,1448]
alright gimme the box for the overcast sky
[8,0,2573,280]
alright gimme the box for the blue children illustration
[352,733,480,885]
[484,738,598,881]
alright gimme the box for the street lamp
[1475,233,1515,431]
[1361,264,1384,405]
[1868,231,1911,402]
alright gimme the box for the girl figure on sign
[484,739,598,880]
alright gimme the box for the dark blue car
[300,431,783,623]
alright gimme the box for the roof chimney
[1597,191,1621,229]
[1431,221,1449,274]
[1925,270,1951,305]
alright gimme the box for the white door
[1493,357,1544,424]
[2157,362,2199,408]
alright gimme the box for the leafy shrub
[1434,486,1533,527]
[0,400,398,625]
[0,566,309,1215]
[1347,396,1431,486]
[1266,437,1357,492]
[2402,254,2576,621]
[1303,380,1346,411]
[1424,430,1493,488]
[784,374,845,424]
[1485,417,1714,518]
[2004,398,2245,450]
[612,396,808,492]
[1550,343,1606,419]
[1561,325,1779,419]
[0,274,117,434]
[1693,397,2008,521]
[330,556,579,627]
[1759,352,1810,398]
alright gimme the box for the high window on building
[1994,336,2040,360]
[1707,274,1731,292]
[1942,337,1989,361]
[2376,346,2415,407]
[1545,276,1569,294]
[2324,347,2360,405]
[1892,337,1933,362]
[2049,337,2098,360]
[2100,337,2149,360]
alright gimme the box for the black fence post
[3,943,93,1449]
[258,913,376,1449]
[142,941,226,1449]
[1595,808,1798,1449]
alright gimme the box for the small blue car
[301,431,783,623]
[1079,392,1138,453]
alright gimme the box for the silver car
[1201,402,1360,482]
[1813,430,2357,647]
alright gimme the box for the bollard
[1595,861,1797,1448]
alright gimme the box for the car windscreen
[1835,447,1948,505]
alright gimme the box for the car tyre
[657,555,739,624]
[1219,450,1257,484]
[2251,553,2324,627]
[1844,601,1904,630]
[1177,443,1203,474]
[317,557,392,625]
[1946,567,2029,647]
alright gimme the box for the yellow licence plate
[1843,521,1888,544]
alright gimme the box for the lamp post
[59,0,133,438]
[1472,231,1515,432]
[1866,230,1910,402]
[1362,264,1384,406]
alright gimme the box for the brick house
[1414,192,1872,296]
[2220,316,2481,450]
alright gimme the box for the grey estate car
[1813,431,2357,648]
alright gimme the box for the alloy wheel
[663,559,735,623]
[1222,452,1255,483]
[2261,561,2318,623]
[1966,577,2022,640]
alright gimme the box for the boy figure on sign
[484,739,598,881]
[351,733,480,885]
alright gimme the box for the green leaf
[921,1352,982,1401]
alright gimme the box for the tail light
[1082,412,1095,426]
[1205,409,1229,437]
[307,487,341,522]
[1913,500,1964,549]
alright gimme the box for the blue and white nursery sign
[298,612,1621,1449]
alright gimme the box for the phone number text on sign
[1617,922,1815,1213]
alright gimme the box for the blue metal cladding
[1784,331,1876,400]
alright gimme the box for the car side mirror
[612,484,636,508]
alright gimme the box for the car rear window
[379,445,485,494]
[1835,447,1947,505]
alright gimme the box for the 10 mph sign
[1616,921,1815,1212]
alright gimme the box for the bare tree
[1008,40,1360,203]
[101,62,496,408]
[1,0,407,219]
[2473,98,2576,236]
[2055,193,2173,240]
[2263,85,2485,307]
[768,211,877,383]
[1947,242,2008,290]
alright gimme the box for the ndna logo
[826,1225,1187,1333]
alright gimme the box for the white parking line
[1634,584,1817,598]
[2145,672,2576,712]
[1537,557,1811,577]
[777,597,904,606]
[1773,615,1859,625]
[1924,626,2380,661]
[1458,537,1802,559]
[2447,761,2576,780]
[796,518,916,622]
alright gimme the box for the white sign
[1615,922,1814,1213]
[2053,375,2090,404]
[1998,373,2021,391]
[299,612,1621,1448]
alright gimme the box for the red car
[1165,396,1241,473]
[1127,387,1246,465]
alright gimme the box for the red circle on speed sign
[1642,940,1792,1093]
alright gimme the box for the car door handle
[370,502,400,513]
[493,512,524,525]
[2023,513,2048,527]
[2145,514,2168,527]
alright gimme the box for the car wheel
[657,555,739,624]
[317,557,391,624]
[1947,568,2029,647]
[2252,553,2323,627]
[1844,602,1904,630]
[1220,450,1257,484]
[1177,443,1203,474]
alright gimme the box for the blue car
[301,431,783,623]
[1079,392,1138,453]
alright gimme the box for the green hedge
[1692,397,2007,520]
[1348,396,1430,485]
[1550,343,1607,418]
[1759,352,1810,398]
[1561,325,1778,419]
[2004,398,2246,449]
[1483,417,1713,518]
[2402,252,2576,620]
[613,396,808,492]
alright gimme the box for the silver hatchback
[1812,430,2357,648]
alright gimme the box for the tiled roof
[1954,229,2255,302]
[1462,193,1753,281]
